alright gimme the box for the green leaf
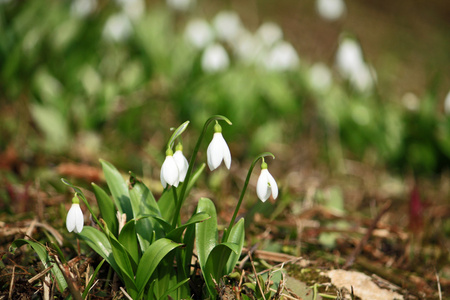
[77,227,120,276]
[118,220,139,268]
[195,198,218,270]
[82,259,105,300]
[100,159,133,221]
[92,183,119,236]
[166,212,210,242]
[167,120,190,149]
[225,218,245,274]
[10,239,67,292]
[135,238,183,298]
[158,278,190,300]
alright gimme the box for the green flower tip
[175,143,183,152]
[72,194,80,204]
[214,122,222,133]
[261,161,268,169]
[166,148,174,156]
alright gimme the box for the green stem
[76,192,105,232]
[171,115,232,228]
[222,152,275,243]
[172,187,180,227]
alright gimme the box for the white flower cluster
[183,10,300,73]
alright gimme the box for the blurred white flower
[103,13,133,42]
[70,0,97,18]
[256,162,278,202]
[316,0,346,21]
[309,62,333,92]
[115,0,145,19]
[213,11,242,43]
[336,37,375,92]
[201,43,230,73]
[166,0,195,11]
[256,22,283,48]
[231,28,263,64]
[264,41,300,71]
[401,92,420,111]
[207,123,231,171]
[66,202,84,233]
[173,145,189,182]
[445,90,450,115]
[160,149,180,188]
[184,18,215,49]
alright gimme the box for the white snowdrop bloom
[115,0,145,19]
[256,22,283,48]
[66,201,84,233]
[201,43,230,73]
[213,11,242,43]
[70,0,97,18]
[103,13,133,42]
[166,0,195,11]
[207,123,231,171]
[173,145,189,182]
[401,92,420,112]
[231,28,262,64]
[184,18,215,49]
[335,37,364,79]
[316,0,346,21]
[264,41,300,71]
[160,149,180,188]
[309,62,333,92]
[445,90,450,115]
[349,63,375,92]
[256,162,278,202]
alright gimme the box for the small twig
[120,287,133,300]
[8,265,15,300]
[248,253,266,300]
[28,265,54,284]
[436,269,442,300]
[343,200,391,269]
[53,255,83,300]
[24,218,37,240]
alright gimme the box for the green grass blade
[225,218,245,274]
[81,259,105,299]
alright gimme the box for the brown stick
[8,265,15,300]
[343,200,392,270]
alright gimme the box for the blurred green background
[1,0,450,190]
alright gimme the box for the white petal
[174,150,189,182]
[74,206,84,233]
[66,204,84,233]
[161,156,180,187]
[160,168,167,188]
[220,135,232,169]
[256,170,271,202]
[267,171,278,199]
[207,133,224,171]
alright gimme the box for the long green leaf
[195,198,218,270]
[92,183,119,237]
[158,278,190,300]
[81,259,105,300]
[100,159,133,221]
[225,218,245,274]
[166,212,210,242]
[167,120,190,149]
[10,239,68,292]
[135,238,183,298]
[118,220,139,268]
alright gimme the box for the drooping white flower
[160,149,180,188]
[256,22,283,48]
[316,0,346,21]
[184,18,215,49]
[264,41,300,71]
[166,0,195,11]
[66,198,84,233]
[102,13,133,42]
[201,43,230,73]
[207,123,231,171]
[213,11,242,43]
[256,162,278,202]
[70,0,97,18]
[309,62,333,92]
[173,144,189,182]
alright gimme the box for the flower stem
[171,115,232,228]
[222,152,275,243]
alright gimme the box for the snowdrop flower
[115,0,145,19]
[213,11,242,43]
[309,62,333,92]
[207,122,231,171]
[103,13,133,42]
[316,0,346,21]
[256,161,278,202]
[184,18,215,49]
[201,43,230,73]
[231,28,262,64]
[256,22,283,48]
[66,195,84,233]
[70,0,97,18]
[444,90,450,115]
[166,0,195,11]
[173,143,189,182]
[160,148,180,188]
[264,41,300,71]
